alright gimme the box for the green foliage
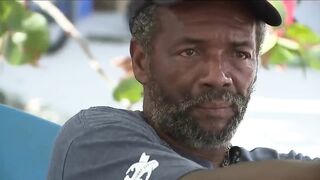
[262,1,320,70]
[265,23,320,69]
[303,47,320,70]
[277,37,300,50]
[113,77,143,105]
[286,23,320,45]
[268,44,299,65]
[0,0,49,65]
[0,2,11,36]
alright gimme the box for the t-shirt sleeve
[238,147,319,162]
[279,150,319,161]
[47,107,205,180]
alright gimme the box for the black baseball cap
[128,0,282,33]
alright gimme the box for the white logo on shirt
[124,152,159,180]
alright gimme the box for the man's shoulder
[66,106,147,128]
[59,106,157,143]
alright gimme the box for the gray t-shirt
[47,106,313,180]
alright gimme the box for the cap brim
[246,0,282,26]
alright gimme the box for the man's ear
[130,39,149,84]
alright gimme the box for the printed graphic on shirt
[124,152,159,180]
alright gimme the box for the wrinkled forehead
[154,1,256,42]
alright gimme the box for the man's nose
[198,58,233,89]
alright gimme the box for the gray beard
[147,80,253,150]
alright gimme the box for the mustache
[175,88,249,113]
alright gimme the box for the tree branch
[32,0,115,87]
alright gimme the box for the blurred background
[0,0,319,158]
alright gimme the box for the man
[48,0,319,179]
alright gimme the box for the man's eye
[180,49,198,57]
[235,51,251,60]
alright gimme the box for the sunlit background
[0,1,319,158]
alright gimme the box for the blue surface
[57,0,93,20]
[0,104,60,180]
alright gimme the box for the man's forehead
[158,1,256,24]
[155,1,256,39]
[154,2,257,51]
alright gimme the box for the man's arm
[181,160,320,180]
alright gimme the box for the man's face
[144,2,257,149]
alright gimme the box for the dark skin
[131,2,257,167]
